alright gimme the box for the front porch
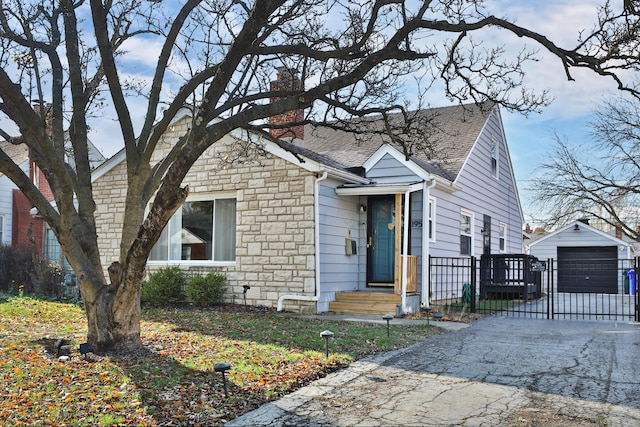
[328,254,421,315]
[327,181,430,315]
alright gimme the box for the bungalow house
[92,100,524,315]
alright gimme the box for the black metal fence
[429,255,639,321]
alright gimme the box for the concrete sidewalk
[287,312,470,331]
[227,316,640,426]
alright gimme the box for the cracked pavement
[227,316,640,426]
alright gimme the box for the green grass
[0,295,444,425]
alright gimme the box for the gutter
[421,178,437,309]
[277,170,328,311]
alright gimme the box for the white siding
[0,160,29,246]
[528,223,630,293]
[317,178,362,308]
[529,225,629,261]
[367,153,421,183]
[429,109,524,258]
[0,175,13,245]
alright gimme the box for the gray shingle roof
[0,140,29,171]
[295,102,493,182]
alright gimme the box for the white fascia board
[529,220,631,248]
[433,175,460,194]
[92,109,201,182]
[91,115,368,185]
[91,148,126,182]
[336,181,424,196]
[363,144,432,181]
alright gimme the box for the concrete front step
[334,291,401,303]
[329,292,401,315]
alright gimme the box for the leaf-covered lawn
[0,296,442,425]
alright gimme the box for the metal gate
[429,255,640,321]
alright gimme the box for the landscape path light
[382,314,394,337]
[214,362,232,397]
[320,330,334,358]
[242,285,251,311]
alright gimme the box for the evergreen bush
[141,267,186,306]
[185,272,226,307]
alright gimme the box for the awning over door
[335,181,425,196]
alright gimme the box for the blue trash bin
[627,269,635,295]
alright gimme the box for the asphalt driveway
[227,316,640,426]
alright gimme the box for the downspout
[278,170,328,311]
[421,178,437,309]
[401,188,411,313]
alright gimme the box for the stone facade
[93,116,318,312]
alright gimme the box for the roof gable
[296,102,494,182]
[529,220,630,248]
[363,145,432,182]
[91,114,369,184]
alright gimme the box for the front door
[367,196,396,286]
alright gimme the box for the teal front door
[367,196,396,286]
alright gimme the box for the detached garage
[528,221,631,294]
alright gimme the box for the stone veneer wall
[93,117,318,312]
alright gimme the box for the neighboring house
[92,99,524,315]
[527,220,632,294]
[0,137,105,267]
[0,140,30,248]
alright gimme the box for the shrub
[141,267,186,306]
[185,272,226,307]
[0,245,36,293]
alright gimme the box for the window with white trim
[43,224,72,269]
[490,138,499,178]
[149,195,237,262]
[460,210,473,256]
[499,223,507,252]
[428,197,436,242]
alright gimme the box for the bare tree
[534,96,640,239]
[0,0,639,353]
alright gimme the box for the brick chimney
[615,222,623,239]
[269,67,304,140]
[29,101,55,202]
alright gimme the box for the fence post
[548,258,554,320]
[635,257,639,322]
[470,256,476,314]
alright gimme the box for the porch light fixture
[214,362,232,397]
[360,204,367,213]
[320,330,334,358]
[382,314,394,337]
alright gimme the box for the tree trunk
[81,278,143,354]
